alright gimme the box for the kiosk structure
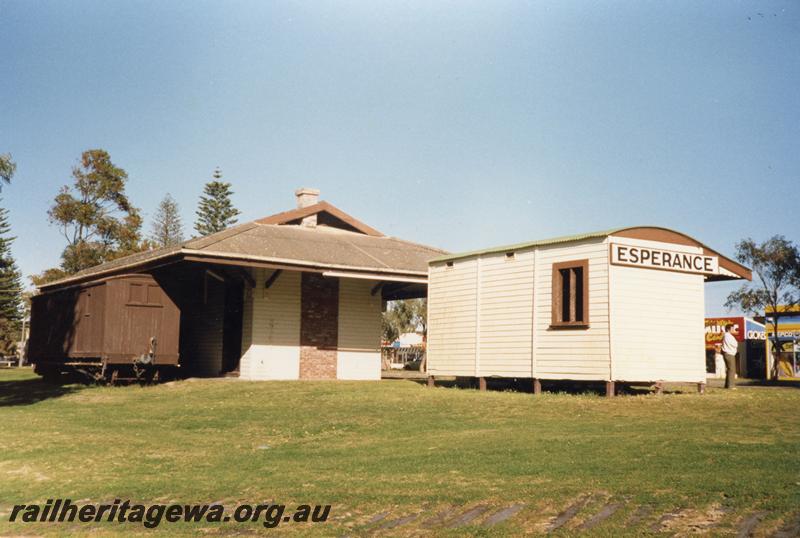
[765,306,800,379]
[704,317,766,380]
[426,227,752,395]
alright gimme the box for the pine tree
[0,203,23,355]
[150,193,184,247]
[194,169,241,236]
[0,153,16,187]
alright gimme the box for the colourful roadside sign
[705,317,745,349]
[744,318,766,341]
[764,315,800,339]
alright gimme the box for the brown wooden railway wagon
[28,273,180,382]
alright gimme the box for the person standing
[721,324,739,389]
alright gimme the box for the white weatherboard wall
[477,250,535,377]
[337,278,382,380]
[427,258,478,376]
[608,236,706,382]
[533,238,611,380]
[238,271,382,381]
[427,237,611,380]
[428,234,709,383]
[239,269,301,380]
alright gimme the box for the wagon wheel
[138,367,157,386]
[40,367,61,385]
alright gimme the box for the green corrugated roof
[430,225,752,281]
[430,228,623,263]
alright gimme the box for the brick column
[299,273,339,379]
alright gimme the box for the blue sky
[2,0,798,315]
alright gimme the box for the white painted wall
[239,271,383,381]
[428,238,610,380]
[608,236,706,382]
[239,269,301,380]
[477,250,535,377]
[428,234,707,383]
[427,258,478,376]
[533,238,611,381]
[337,278,381,380]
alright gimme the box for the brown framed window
[551,259,589,329]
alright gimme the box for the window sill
[549,323,590,330]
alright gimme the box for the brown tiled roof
[40,219,448,290]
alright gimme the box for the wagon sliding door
[73,285,105,358]
[105,276,180,365]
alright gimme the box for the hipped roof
[39,201,448,290]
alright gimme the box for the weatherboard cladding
[427,231,720,383]
[337,278,382,380]
[236,268,382,381]
[427,237,612,380]
[238,269,302,380]
[608,236,706,383]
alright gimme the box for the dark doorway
[222,279,244,374]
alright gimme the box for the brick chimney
[295,187,320,227]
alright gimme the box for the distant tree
[725,236,800,379]
[0,208,23,355]
[194,169,241,236]
[381,299,427,342]
[381,309,403,345]
[0,155,23,355]
[40,149,146,279]
[410,299,428,337]
[150,193,184,247]
[29,268,69,288]
[0,153,16,188]
[381,299,428,370]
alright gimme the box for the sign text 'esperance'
[610,243,719,275]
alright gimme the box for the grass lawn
[1,368,799,536]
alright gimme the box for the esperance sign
[610,243,719,275]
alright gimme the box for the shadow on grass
[403,376,720,396]
[729,379,800,390]
[406,377,623,396]
[0,376,85,407]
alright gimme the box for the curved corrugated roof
[429,228,619,263]
[430,226,751,281]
